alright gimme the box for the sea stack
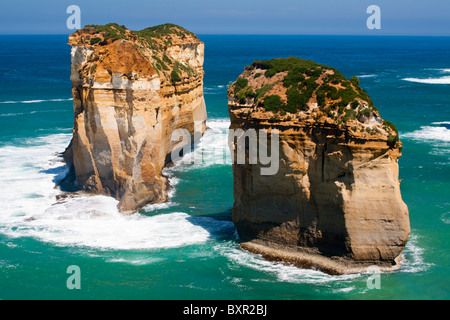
[63,23,207,214]
[228,57,410,274]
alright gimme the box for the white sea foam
[203,85,227,94]
[400,234,433,273]
[332,287,356,293]
[440,212,450,224]
[106,257,165,265]
[141,200,175,212]
[141,173,179,212]
[402,76,450,84]
[0,112,27,117]
[0,260,19,270]
[0,110,60,117]
[402,124,450,143]
[402,67,450,84]
[402,123,450,164]
[0,126,234,251]
[0,98,73,104]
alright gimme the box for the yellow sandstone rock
[228,57,410,274]
[63,24,207,214]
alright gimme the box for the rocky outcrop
[228,57,410,274]
[63,23,207,214]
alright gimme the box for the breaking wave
[403,68,450,84]
[403,77,450,84]
[402,122,450,164]
[402,122,450,143]
[400,234,433,273]
[0,120,234,251]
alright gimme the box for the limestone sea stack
[63,23,207,214]
[228,57,410,274]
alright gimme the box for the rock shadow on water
[38,161,83,193]
[185,210,236,242]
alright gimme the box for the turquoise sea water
[0,35,449,300]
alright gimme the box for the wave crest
[402,124,450,143]
[403,68,450,84]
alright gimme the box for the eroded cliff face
[63,23,207,214]
[228,57,410,274]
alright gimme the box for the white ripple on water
[401,122,450,163]
[440,212,450,224]
[400,233,433,273]
[402,122,450,143]
[357,74,377,78]
[402,68,450,84]
[0,98,73,104]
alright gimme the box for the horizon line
[1,33,450,37]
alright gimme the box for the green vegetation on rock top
[79,23,199,83]
[231,57,400,144]
[137,23,198,40]
[232,56,377,124]
[81,23,198,48]
[252,57,322,74]
[84,23,127,43]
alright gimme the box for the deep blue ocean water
[0,35,449,299]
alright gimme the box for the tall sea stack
[63,23,207,214]
[228,57,410,274]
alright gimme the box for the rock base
[240,240,402,275]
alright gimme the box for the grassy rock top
[228,57,399,146]
[80,23,199,48]
[69,23,201,84]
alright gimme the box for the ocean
[0,34,448,300]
